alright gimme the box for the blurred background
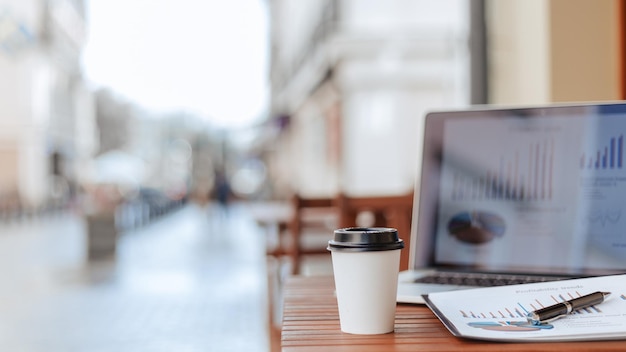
[0,0,623,351]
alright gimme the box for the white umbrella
[90,150,146,186]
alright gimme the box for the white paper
[424,274,626,342]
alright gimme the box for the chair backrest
[334,192,414,270]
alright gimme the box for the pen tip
[603,292,611,298]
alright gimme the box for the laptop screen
[412,102,626,276]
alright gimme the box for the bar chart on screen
[450,138,555,202]
[580,134,624,170]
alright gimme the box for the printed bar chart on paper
[458,291,605,321]
[424,275,626,342]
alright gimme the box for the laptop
[397,102,626,304]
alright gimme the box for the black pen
[526,291,611,325]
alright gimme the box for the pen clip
[527,312,568,325]
[537,314,568,325]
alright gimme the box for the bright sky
[81,0,269,128]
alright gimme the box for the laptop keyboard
[414,272,565,287]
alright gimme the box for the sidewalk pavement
[0,203,268,352]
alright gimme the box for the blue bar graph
[581,135,623,170]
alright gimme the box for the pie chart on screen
[447,211,506,244]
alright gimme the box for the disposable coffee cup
[327,227,404,334]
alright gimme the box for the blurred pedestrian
[214,170,230,210]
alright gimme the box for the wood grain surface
[281,276,626,351]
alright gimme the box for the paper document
[424,274,626,342]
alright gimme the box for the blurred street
[0,203,269,352]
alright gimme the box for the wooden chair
[334,192,414,271]
[263,195,337,352]
[282,194,337,275]
[268,192,414,274]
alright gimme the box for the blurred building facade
[0,0,95,210]
[267,0,473,199]
[486,0,622,104]
[267,0,624,200]
[0,0,621,211]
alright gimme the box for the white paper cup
[327,227,404,335]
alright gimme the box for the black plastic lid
[327,227,404,252]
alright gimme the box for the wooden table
[281,276,625,351]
